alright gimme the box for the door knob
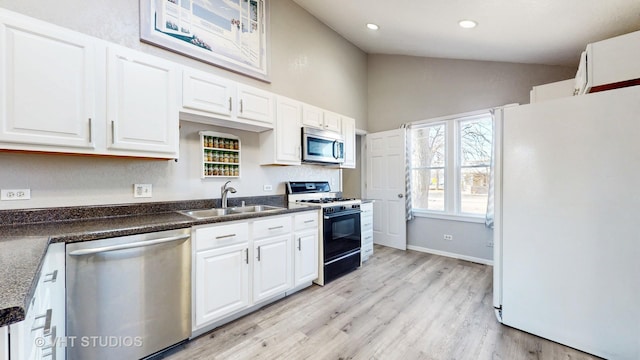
[398,194,404,198]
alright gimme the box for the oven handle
[323,209,362,219]
[325,249,361,266]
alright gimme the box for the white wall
[367,54,576,261]
[0,0,367,209]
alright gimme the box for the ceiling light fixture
[458,19,477,29]
[366,23,379,30]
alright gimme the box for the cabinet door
[302,104,324,129]
[0,326,7,360]
[0,12,97,150]
[323,111,342,133]
[236,84,273,125]
[194,243,249,330]
[107,45,179,158]
[253,235,292,303]
[182,68,234,119]
[294,229,318,286]
[275,97,302,164]
[340,116,356,168]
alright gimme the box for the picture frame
[140,0,270,82]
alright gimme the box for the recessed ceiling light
[458,19,477,29]
[366,23,379,30]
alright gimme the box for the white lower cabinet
[192,211,317,335]
[361,202,374,262]
[9,243,65,360]
[253,234,292,303]
[293,212,319,286]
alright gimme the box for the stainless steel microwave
[301,127,345,164]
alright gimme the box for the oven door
[323,209,361,263]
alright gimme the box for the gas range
[287,181,362,285]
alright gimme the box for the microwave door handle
[332,140,338,159]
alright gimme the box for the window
[410,112,493,219]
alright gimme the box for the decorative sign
[140,0,270,82]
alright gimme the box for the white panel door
[275,97,302,164]
[253,234,292,303]
[294,229,318,286]
[0,12,97,150]
[302,104,324,129]
[107,45,179,157]
[194,243,249,330]
[323,111,342,133]
[365,129,407,250]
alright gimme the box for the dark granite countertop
[0,196,318,327]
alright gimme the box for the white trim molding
[407,245,493,266]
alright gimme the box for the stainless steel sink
[178,205,283,219]
[229,205,282,213]
[178,208,232,219]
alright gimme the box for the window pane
[460,166,489,214]
[460,117,492,166]
[411,169,444,211]
[411,124,445,168]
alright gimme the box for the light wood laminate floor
[164,245,599,360]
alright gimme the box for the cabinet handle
[32,309,52,336]
[88,118,92,143]
[303,219,314,223]
[43,270,58,283]
[297,238,301,251]
[257,246,261,261]
[268,225,284,231]
[111,120,115,144]
[40,325,57,360]
[240,99,243,113]
[215,234,236,239]
[244,248,249,264]
[229,97,232,111]
[297,145,301,159]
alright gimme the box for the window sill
[411,210,486,224]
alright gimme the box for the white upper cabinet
[340,116,356,169]
[180,68,274,132]
[182,68,234,119]
[107,45,179,157]
[259,96,302,165]
[0,9,179,159]
[0,10,98,151]
[302,104,342,133]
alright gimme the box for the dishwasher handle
[68,234,190,256]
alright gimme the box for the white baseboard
[407,245,493,266]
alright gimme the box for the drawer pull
[43,270,58,283]
[215,234,236,239]
[32,309,52,336]
[268,225,284,230]
[303,220,314,223]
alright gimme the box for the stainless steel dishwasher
[66,228,191,360]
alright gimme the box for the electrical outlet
[263,184,273,191]
[443,234,453,241]
[1,189,31,201]
[487,241,494,247]
[134,184,152,198]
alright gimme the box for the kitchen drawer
[362,242,374,262]
[294,211,319,230]
[252,215,291,239]
[195,222,249,251]
[361,217,373,233]
[362,230,373,246]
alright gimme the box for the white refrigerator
[493,85,640,360]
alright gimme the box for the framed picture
[140,0,270,82]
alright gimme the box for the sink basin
[178,205,283,219]
[178,208,231,219]
[229,205,282,213]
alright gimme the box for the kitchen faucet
[221,181,237,208]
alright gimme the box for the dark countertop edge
[0,205,318,327]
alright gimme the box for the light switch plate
[134,184,152,198]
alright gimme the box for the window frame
[409,109,493,223]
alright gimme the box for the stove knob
[353,204,360,209]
